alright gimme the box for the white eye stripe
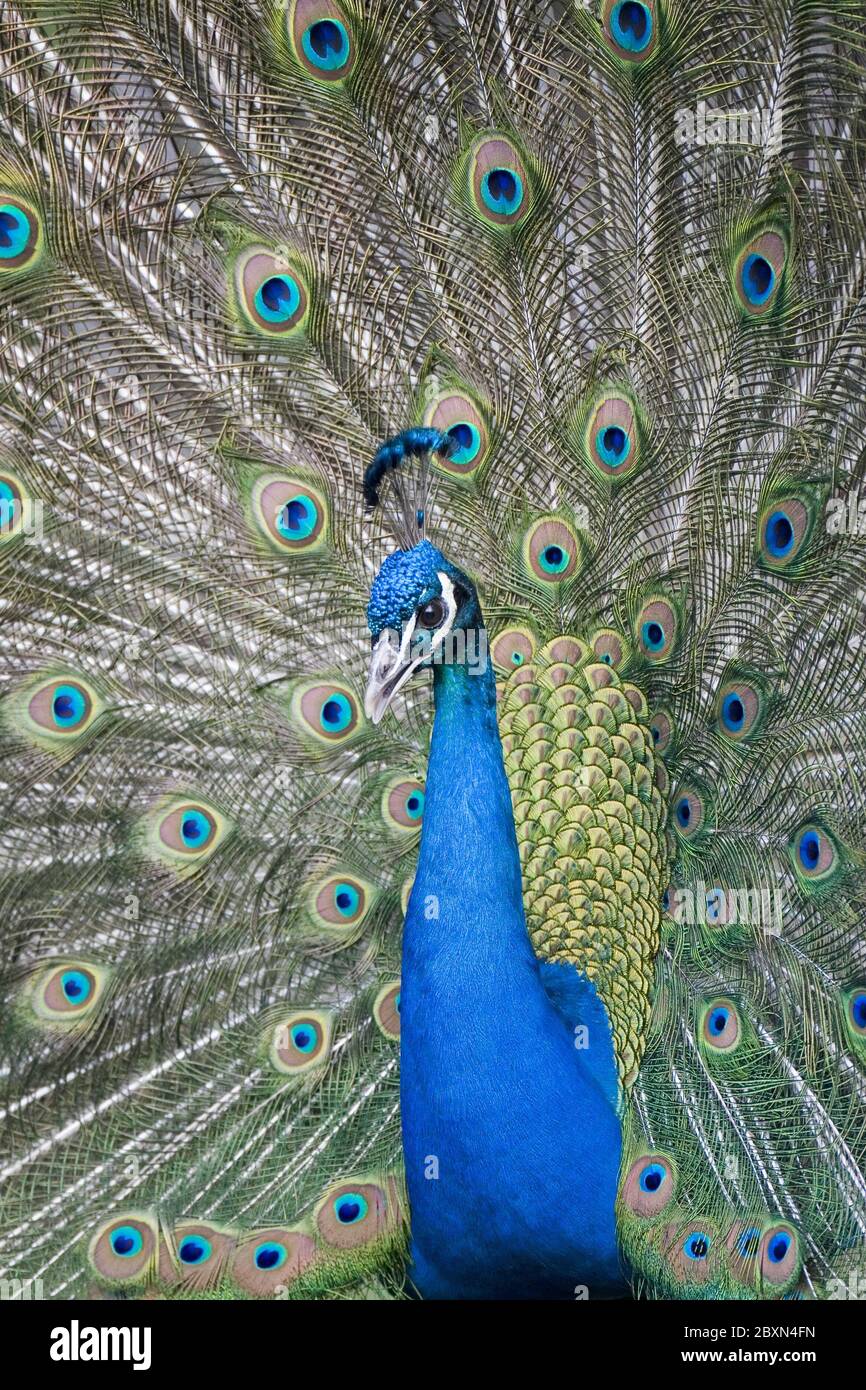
[429,572,457,651]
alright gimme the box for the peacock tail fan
[0,0,864,1302]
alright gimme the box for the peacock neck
[413,653,534,969]
[400,625,626,1300]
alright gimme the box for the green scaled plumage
[1,0,865,1304]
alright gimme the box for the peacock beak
[365,623,422,724]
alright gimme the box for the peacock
[1,0,865,1304]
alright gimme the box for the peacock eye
[417,598,445,629]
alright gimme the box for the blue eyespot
[595,424,631,468]
[405,789,425,821]
[610,2,653,53]
[254,273,301,325]
[0,478,19,529]
[850,992,866,1032]
[764,509,794,558]
[767,1232,791,1263]
[181,809,212,847]
[684,1231,710,1261]
[675,797,691,829]
[179,1234,212,1265]
[638,1162,667,1194]
[737,1226,761,1259]
[445,421,481,465]
[539,543,570,575]
[254,1241,287,1271]
[721,692,745,732]
[707,1006,729,1035]
[394,992,401,1013]
[290,1022,319,1053]
[277,493,318,541]
[798,829,820,870]
[511,650,524,666]
[0,203,31,259]
[741,252,775,307]
[480,167,524,217]
[662,887,670,911]
[110,1225,143,1258]
[333,883,360,917]
[52,684,87,728]
[641,619,665,652]
[302,19,350,73]
[61,969,92,1005]
[335,1192,368,1225]
[319,692,353,733]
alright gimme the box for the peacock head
[365,540,481,723]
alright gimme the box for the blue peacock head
[363,431,481,723]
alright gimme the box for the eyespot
[160,804,216,854]
[523,516,583,584]
[590,628,630,668]
[230,1228,317,1296]
[164,1223,235,1288]
[254,1242,286,1270]
[235,248,309,337]
[382,776,425,832]
[790,823,838,883]
[374,981,401,1040]
[649,709,673,753]
[111,1225,143,1258]
[309,872,372,929]
[144,797,229,868]
[716,680,763,740]
[315,1181,392,1249]
[621,1153,677,1217]
[249,474,328,554]
[758,496,811,568]
[492,626,536,672]
[178,1233,212,1265]
[704,886,730,926]
[417,597,446,630]
[602,1,657,61]
[845,988,866,1040]
[759,1223,799,1286]
[89,1215,156,1283]
[671,787,706,839]
[683,1230,711,1261]
[737,1225,761,1259]
[288,2,355,81]
[270,1010,332,1074]
[701,997,741,1051]
[423,386,490,479]
[29,961,106,1025]
[735,232,787,315]
[291,680,362,746]
[0,197,41,270]
[0,470,25,540]
[584,394,642,479]
[636,598,677,662]
[661,1218,719,1284]
[10,673,102,749]
[467,135,531,229]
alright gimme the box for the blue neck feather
[401,646,627,1299]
